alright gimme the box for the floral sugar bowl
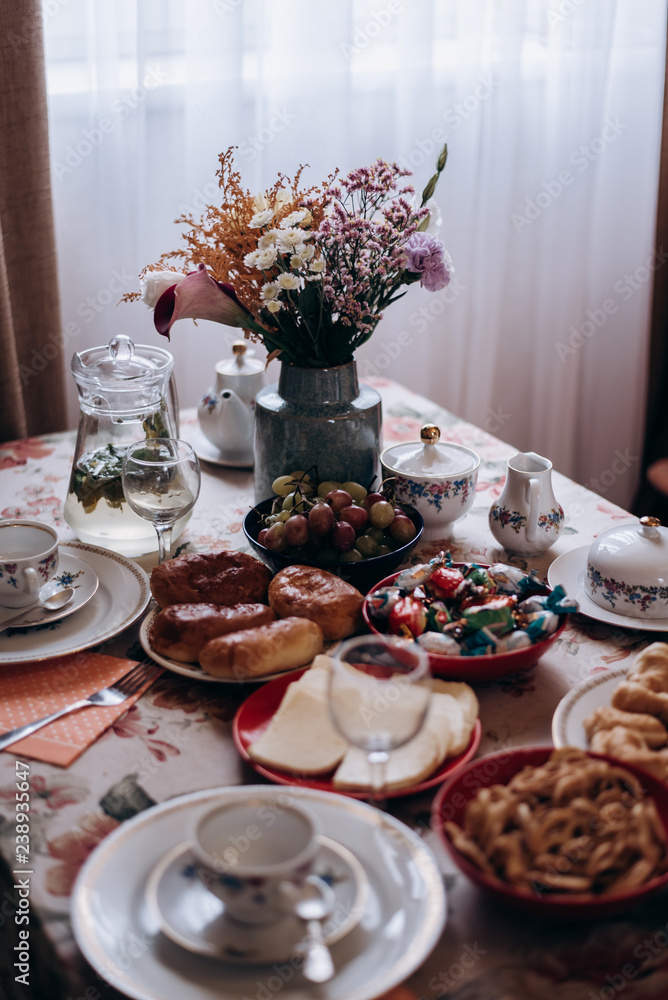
[585,516,668,618]
[381,425,479,540]
[488,451,564,555]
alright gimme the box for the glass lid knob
[108,335,135,361]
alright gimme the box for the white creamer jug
[488,451,564,554]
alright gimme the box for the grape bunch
[257,471,417,563]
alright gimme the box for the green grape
[317,480,342,498]
[289,470,311,482]
[340,549,363,562]
[364,526,385,545]
[377,544,392,556]
[272,475,296,497]
[355,535,378,558]
[277,509,291,522]
[342,481,367,503]
[282,492,297,511]
[368,500,394,529]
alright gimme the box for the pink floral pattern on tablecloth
[0,384,657,1000]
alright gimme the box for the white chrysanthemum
[298,244,315,262]
[266,299,283,313]
[257,231,278,250]
[290,255,303,269]
[243,250,260,268]
[276,273,301,291]
[280,209,312,229]
[254,247,278,269]
[249,209,274,229]
[276,228,311,253]
[252,193,269,212]
[260,282,280,302]
[309,259,325,273]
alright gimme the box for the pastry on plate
[151,550,272,609]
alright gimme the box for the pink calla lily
[154,263,257,338]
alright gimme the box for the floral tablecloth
[1,378,666,1000]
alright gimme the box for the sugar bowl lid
[585,516,668,619]
[215,340,265,377]
[381,424,480,478]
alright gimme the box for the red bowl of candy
[432,746,668,919]
[362,562,569,682]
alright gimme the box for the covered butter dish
[585,516,668,618]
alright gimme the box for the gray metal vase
[253,361,382,502]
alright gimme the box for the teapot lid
[382,424,479,478]
[71,335,174,388]
[215,340,265,378]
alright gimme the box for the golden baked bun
[150,551,272,609]
[268,565,364,640]
[149,603,276,663]
[199,616,324,680]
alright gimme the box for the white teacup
[0,519,59,608]
[190,794,321,926]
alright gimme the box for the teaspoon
[0,587,76,633]
[294,876,336,983]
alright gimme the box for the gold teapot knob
[420,424,441,444]
[640,515,661,528]
[232,340,248,357]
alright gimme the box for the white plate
[552,665,628,748]
[71,784,447,1000]
[0,542,150,664]
[185,424,253,469]
[0,552,99,629]
[139,607,306,685]
[145,834,368,963]
[548,547,668,631]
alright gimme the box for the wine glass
[328,635,431,803]
[121,438,201,563]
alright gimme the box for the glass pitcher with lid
[64,335,181,556]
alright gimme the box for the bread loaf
[199,616,324,680]
[149,603,276,663]
[150,551,272,609]
[268,565,364,640]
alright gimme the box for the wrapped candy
[495,629,533,652]
[366,586,402,619]
[518,584,578,617]
[487,562,543,597]
[417,631,461,655]
[524,610,560,642]
[427,566,465,599]
[426,600,453,632]
[388,595,427,638]
[462,600,515,636]
[460,627,499,656]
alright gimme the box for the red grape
[258,528,269,546]
[284,514,309,547]
[331,520,356,551]
[363,492,385,511]
[308,502,335,536]
[325,489,353,512]
[264,522,287,552]
[339,504,368,532]
[388,514,416,544]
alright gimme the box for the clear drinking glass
[121,438,201,563]
[328,635,431,803]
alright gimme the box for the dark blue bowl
[243,497,424,593]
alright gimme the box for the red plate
[362,566,568,683]
[232,668,482,800]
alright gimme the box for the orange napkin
[0,652,161,767]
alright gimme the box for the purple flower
[153,263,257,338]
[401,232,453,292]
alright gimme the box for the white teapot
[197,341,266,467]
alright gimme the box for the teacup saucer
[145,834,368,964]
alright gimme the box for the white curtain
[44,0,666,509]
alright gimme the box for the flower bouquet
[131,144,453,496]
[134,144,452,369]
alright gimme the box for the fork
[0,660,161,751]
